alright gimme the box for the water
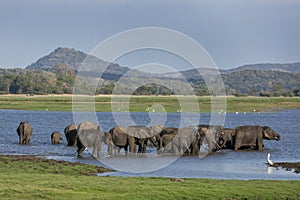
[0,109,299,180]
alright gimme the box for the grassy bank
[0,155,299,200]
[0,95,300,112]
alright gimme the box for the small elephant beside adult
[51,131,62,144]
[158,126,204,156]
[16,121,33,144]
[232,125,280,151]
[156,127,178,153]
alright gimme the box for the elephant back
[64,124,77,135]
[77,121,100,133]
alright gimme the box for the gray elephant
[107,125,162,156]
[172,126,198,155]
[198,125,224,153]
[131,125,163,153]
[218,128,234,149]
[76,121,104,159]
[157,127,178,153]
[51,131,62,144]
[64,124,77,146]
[107,126,136,156]
[189,127,207,156]
[232,125,280,150]
[16,121,32,144]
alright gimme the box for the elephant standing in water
[64,124,77,146]
[107,126,136,156]
[232,125,280,150]
[107,125,162,156]
[197,125,224,153]
[218,128,234,149]
[157,127,178,153]
[16,121,32,144]
[172,126,199,156]
[76,121,104,159]
[51,131,62,144]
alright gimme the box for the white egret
[267,153,273,166]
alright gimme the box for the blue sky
[0,0,300,70]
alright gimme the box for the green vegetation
[0,48,300,96]
[0,95,300,113]
[0,155,299,200]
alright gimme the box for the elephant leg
[92,145,97,158]
[257,141,263,151]
[114,146,120,156]
[234,137,241,151]
[24,135,29,144]
[97,136,102,159]
[19,135,22,144]
[129,145,136,156]
[107,144,113,156]
[124,145,128,156]
[257,129,264,150]
[173,142,180,155]
[77,139,85,158]
[137,142,142,153]
[78,147,84,158]
[128,137,136,155]
[97,143,102,159]
[142,142,147,153]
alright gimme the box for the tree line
[0,67,299,97]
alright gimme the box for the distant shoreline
[0,95,299,113]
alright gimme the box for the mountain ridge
[0,47,299,96]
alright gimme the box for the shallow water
[0,109,299,180]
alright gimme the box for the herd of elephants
[16,121,281,159]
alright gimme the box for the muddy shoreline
[272,162,300,174]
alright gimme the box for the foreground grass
[0,155,299,200]
[0,95,300,113]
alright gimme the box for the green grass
[0,95,300,113]
[0,155,299,200]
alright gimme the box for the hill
[0,47,299,96]
[225,63,300,74]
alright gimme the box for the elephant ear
[262,126,271,139]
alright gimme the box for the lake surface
[0,109,299,180]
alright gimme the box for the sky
[0,0,300,70]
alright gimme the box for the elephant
[16,121,32,144]
[64,124,78,146]
[107,126,136,156]
[76,121,104,158]
[132,125,163,153]
[159,133,175,153]
[189,127,208,156]
[218,128,234,149]
[198,125,224,153]
[157,127,178,153]
[107,125,163,156]
[51,131,62,144]
[172,126,199,155]
[232,125,280,151]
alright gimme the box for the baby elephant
[51,131,62,144]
